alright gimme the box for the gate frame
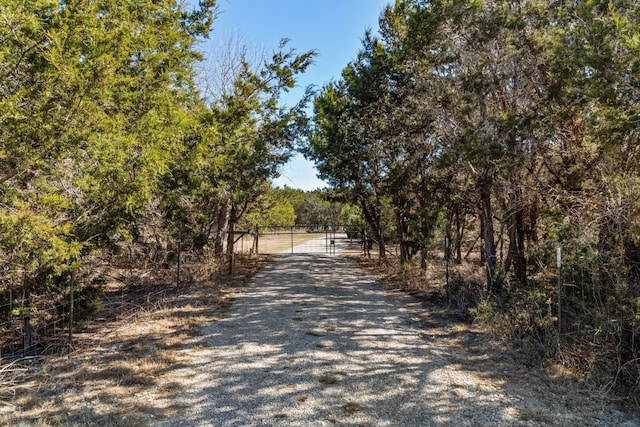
[251,224,364,255]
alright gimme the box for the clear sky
[201,0,390,191]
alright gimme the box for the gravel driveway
[160,251,638,427]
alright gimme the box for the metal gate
[240,225,365,255]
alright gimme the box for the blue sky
[202,0,390,191]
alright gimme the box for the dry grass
[352,251,640,416]
[5,249,633,424]
[0,254,272,426]
[352,251,489,323]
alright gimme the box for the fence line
[0,234,566,361]
[0,275,181,360]
[0,290,107,358]
[242,224,369,256]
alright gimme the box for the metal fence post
[445,236,450,305]
[176,233,181,295]
[557,246,562,355]
[68,267,74,352]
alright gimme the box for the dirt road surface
[159,250,639,426]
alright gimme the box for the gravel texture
[160,248,639,426]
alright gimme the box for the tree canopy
[3,0,639,402]
[305,0,640,397]
[0,0,314,343]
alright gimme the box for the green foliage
[59,276,106,326]
[340,204,364,227]
[240,188,297,229]
[0,0,217,344]
[306,0,640,398]
[0,0,319,351]
[291,189,341,226]
[160,41,315,254]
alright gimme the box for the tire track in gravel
[160,252,638,427]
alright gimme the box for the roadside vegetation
[0,0,313,357]
[306,0,640,405]
[0,253,271,425]
[2,0,639,415]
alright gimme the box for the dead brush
[1,254,270,426]
[0,358,37,404]
[354,251,486,311]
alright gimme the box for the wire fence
[2,231,637,398]
[0,231,522,360]
[0,268,179,360]
[0,224,373,359]
[1,293,76,358]
[0,230,582,363]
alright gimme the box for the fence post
[255,224,259,255]
[556,246,562,355]
[23,316,32,354]
[68,267,74,352]
[67,255,80,352]
[445,236,450,305]
[20,281,32,355]
[176,233,181,295]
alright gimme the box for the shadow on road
[155,253,626,427]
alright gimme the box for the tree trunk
[397,211,409,262]
[514,204,527,283]
[479,216,486,264]
[378,228,386,259]
[503,188,527,285]
[504,209,527,284]
[480,187,497,293]
[454,209,464,264]
[214,200,230,257]
[226,204,237,275]
[360,200,385,259]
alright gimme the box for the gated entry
[237,225,364,255]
